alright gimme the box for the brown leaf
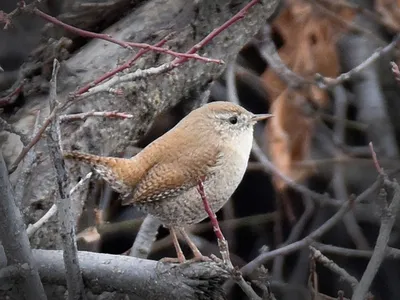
[265,90,315,191]
[261,0,354,190]
[375,0,400,31]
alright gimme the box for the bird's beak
[251,113,273,122]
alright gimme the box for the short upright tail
[63,151,109,167]
[63,150,133,195]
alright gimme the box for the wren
[64,101,272,262]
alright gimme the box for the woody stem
[197,180,233,267]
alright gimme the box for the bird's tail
[63,151,133,195]
[63,151,113,167]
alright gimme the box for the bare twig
[313,242,400,259]
[369,142,384,176]
[0,79,25,108]
[332,86,369,250]
[46,59,86,300]
[251,141,338,206]
[351,146,400,300]
[26,172,92,237]
[76,63,174,100]
[316,34,400,88]
[310,246,359,289]
[30,8,222,64]
[8,107,58,174]
[240,198,352,277]
[60,111,134,122]
[0,116,29,145]
[26,204,58,238]
[172,0,262,66]
[129,215,161,258]
[14,111,41,208]
[391,62,400,83]
[0,153,47,299]
[73,36,170,96]
[272,196,315,279]
[256,24,310,89]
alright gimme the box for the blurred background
[2,0,400,299]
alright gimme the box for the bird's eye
[229,116,238,124]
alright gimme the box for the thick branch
[46,60,86,300]
[29,250,229,300]
[0,153,47,300]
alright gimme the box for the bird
[63,101,273,262]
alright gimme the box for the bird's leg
[178,227,210,262]
[160,227,186,263]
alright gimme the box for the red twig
[8,108,57,174]
[0,10,11,29]
[0,81,25,107]
[369,142,384,176]
[33,8,221,64]
[391,61,400,83]
[197,179,233,266]
[6,0,260,173]
[73,37,169,96]
[172,0,261,66]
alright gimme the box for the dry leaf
[261,0,353,191]
[266,90,315,191]
[375,0,400,31]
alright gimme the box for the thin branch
[391,61,400,83]
[240,198,352,277]
[332,86,369,250]
[31,8,222,64]
[0,153,47,300]
[26,204,58,238]
[313,242,400,259]
[351,147,400,300]
[59,111,134,122]
[171,0,262,66]
[75,63,174,100]
[8,107,58,174]
[14,111,41,208]
[272,196,315,279]
[251,141,338,206]
[255,24,310,89]
[129,215,161,258]
[0,79,25,108]
[310,246,359,290]
[46,59,86,300]
[27,172,92,237]
[73,36,170,96]
[0,116,29,145]
[316,34,400,89]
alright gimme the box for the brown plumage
[64,101,272,262]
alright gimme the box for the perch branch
[46,59,86,300]
[0,153,47,299]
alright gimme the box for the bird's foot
[210,254,224,264]
[159,253,186,264]
[187,254,212,263]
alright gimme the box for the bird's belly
[140,157,248,226]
